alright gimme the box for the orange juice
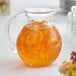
[16,20,62,66]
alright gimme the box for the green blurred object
[0,0,10,16]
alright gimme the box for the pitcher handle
[5,10,26,53]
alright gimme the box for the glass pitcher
[5,7,62,67]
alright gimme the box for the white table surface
[0,1,76,76]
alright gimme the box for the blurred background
[0,0,59,16]
[0,0,76,15]
[11,0,59,14]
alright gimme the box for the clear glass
[5,7,62,67]
[65,6,76,45]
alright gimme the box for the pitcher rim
[24,7,56,14]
